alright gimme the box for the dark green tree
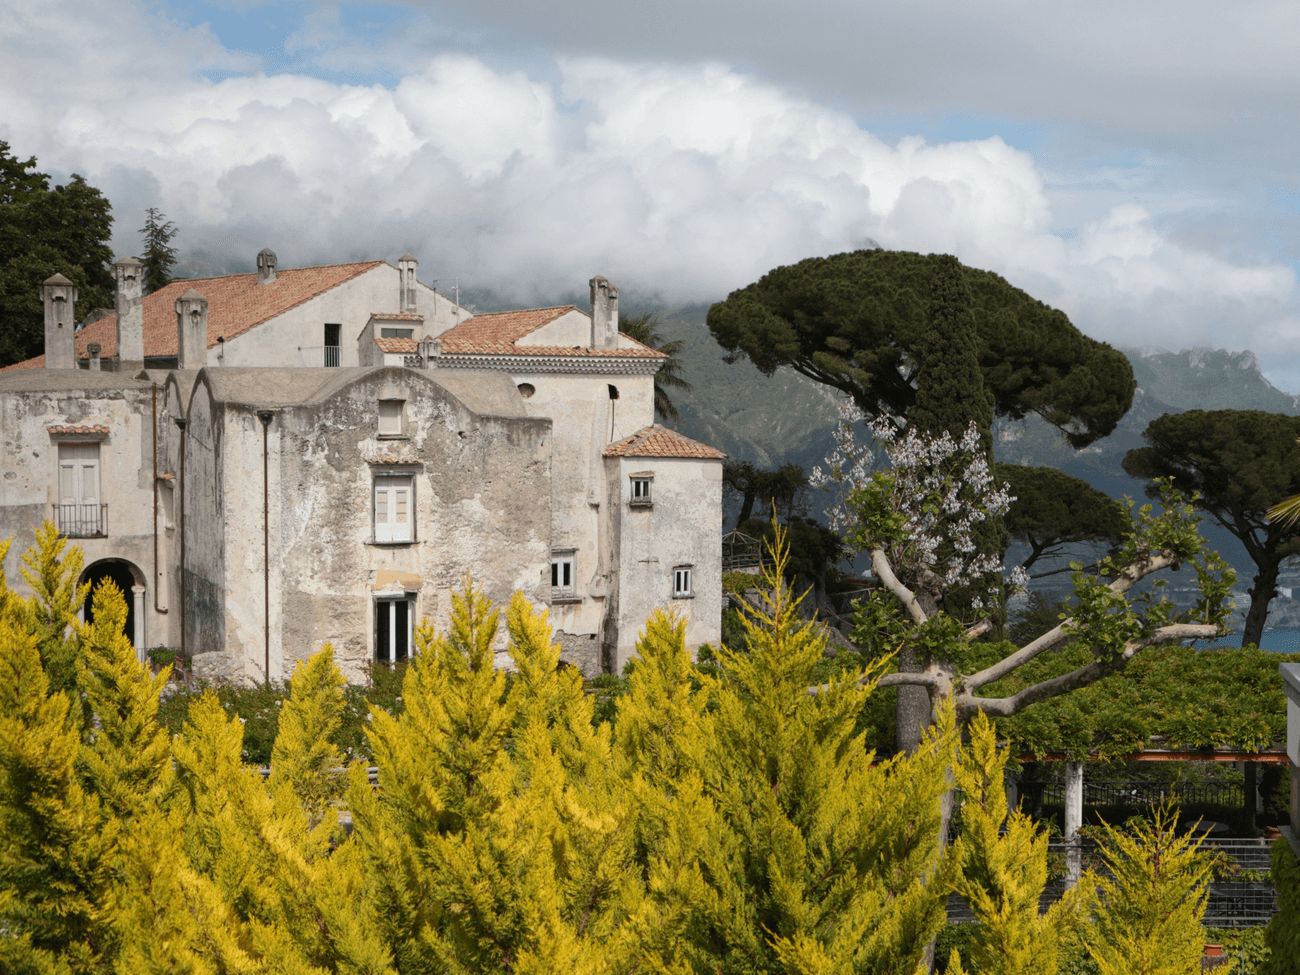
[998,464,1128,577]
[618,312,692,422]
[0,142,114,367]
[1123,410,1300,648]
[722,460,809,527]
[910,254,994,452]
[706,248,1134,449]
[138,207,178,295]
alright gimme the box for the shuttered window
[374,475,413,542]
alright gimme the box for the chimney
[42,273,78,369]
[257,248,277,285]
[397,253,418,314]
[589,275,619,350]
[87,342,102,371]
[175,289,209,370]
[114,256,145,365]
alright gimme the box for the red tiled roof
[47,425,109,435]
[439,306,663,358]
[1,262,385,371]
[603,425,725,460]
[375,336,419,353]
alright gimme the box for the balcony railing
[53,503,107,538]
[297,345,342,367]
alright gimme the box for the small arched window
[608,384,620,400]
[517,383,536,399]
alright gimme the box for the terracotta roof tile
[2,262,384,370]
[439,306,663,358]
[47,425,109,435]
[603,425,726,460]
[375,336,419,353]
[371,312,424,322]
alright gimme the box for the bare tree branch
[964,550,1180,691]
[871,547,928,625]
[957,622,1218,717]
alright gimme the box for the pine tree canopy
[1123,408,1300,648]
[996,463,1129,577]
[706,249,1135,449]
[0,142,115,367]
[138,207,178,295]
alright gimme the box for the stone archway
[82,559,146,656]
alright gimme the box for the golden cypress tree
[647,528,961,975]
[17,522,89,701]
[950,713,1090,975]
[1080,803,1211,975]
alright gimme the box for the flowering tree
[812,405,1236,752]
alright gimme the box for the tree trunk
[897,591,941,754]
[737,489,756,526]
[1242,557,1281,648]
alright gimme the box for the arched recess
[81,558,146,656]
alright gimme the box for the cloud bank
[3,0,1298,387]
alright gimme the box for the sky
[4,0,1300,388]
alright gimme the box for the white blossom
[816,403,1022,596]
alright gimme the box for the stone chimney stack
[589,275,619,350]
[87,342,102,371]
[257,248,277,285]
[42,273,78,369]
[175,289,209,370]
[114,256,145,365]
[397,253,418,314]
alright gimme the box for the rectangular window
[56,443,104,537]
[631,475,653,505]
[380,327,414,339]
[378,399,404,436]
[673,566,694,599]
[375,597,413,665]
[551,553,575,598]
[374,475,414,543]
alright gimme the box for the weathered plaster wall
[216,268,460,369]
[502,371,654,645]
[606,455,722,673]
[182,378,227,668]
[208,367,551,683]
[0,373,173,652]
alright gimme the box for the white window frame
[373,474,414,543]
[378,399,405,437]
[551,551,576,600]
[630,473,653,506]
[673,565,694,599]
[375,594,415,665]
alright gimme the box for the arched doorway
[82,559,143,650]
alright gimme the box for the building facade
[0,252,723,680]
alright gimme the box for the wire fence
[1027,778,1246,810]
[945,838,1278,927]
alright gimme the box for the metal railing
[297,346,342,367]
[52,503,107,538]
[946,838,1279,927]
[1030,778,1246,810]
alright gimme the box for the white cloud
[2,0,1297,386]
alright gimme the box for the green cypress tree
[138,208,178,295]
[1260,837,1300,975]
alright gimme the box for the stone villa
[0,251,723,681]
